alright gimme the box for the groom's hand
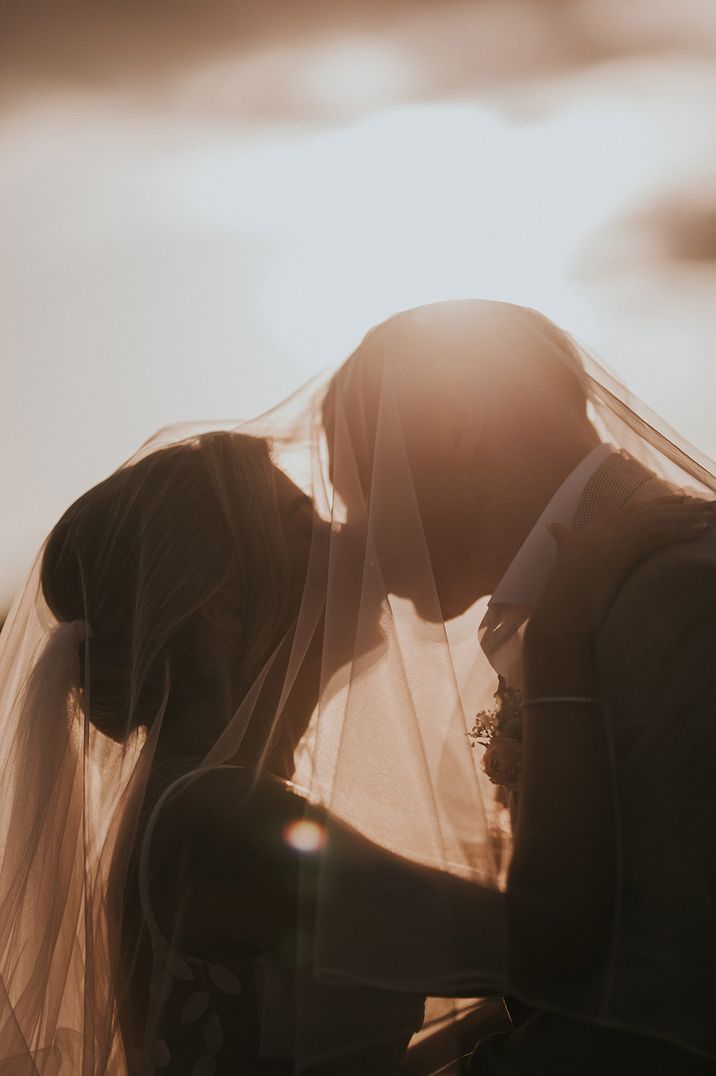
[525,495,715,657]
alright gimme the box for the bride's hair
[41,432,289,743]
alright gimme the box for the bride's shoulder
[150,765,307,857]
[141,766,308,956]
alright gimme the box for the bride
[0,302,713,1074]
[35,430,430,1074]
[15,427,494,1073]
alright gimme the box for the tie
[478,604,529,687]
[479,453,673,683]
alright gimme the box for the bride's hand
[525,495,715,656]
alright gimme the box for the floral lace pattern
[129,946,247,1076]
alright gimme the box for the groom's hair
[322,299,590,502]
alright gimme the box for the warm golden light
[1,12,715,612]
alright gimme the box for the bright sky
[2,14,716,611]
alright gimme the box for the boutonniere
[469,676,523,791]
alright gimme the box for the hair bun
[79,635,164,743]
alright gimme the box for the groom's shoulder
[596,526,716,678]
[617,524,716,610]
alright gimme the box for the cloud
[4,0,714,120]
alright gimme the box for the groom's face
[391,436,484,621]
[324,370,484,622]
[324,302,593,623]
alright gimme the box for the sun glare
[2,47,715,608]
[282,819,327,853]
[302,38,415,113]
[213,83,705,371]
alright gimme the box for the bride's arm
[149,770,488,1069]
[151,765,511,1012]
[506,498,713,988]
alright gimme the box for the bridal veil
[1,299,714,1073]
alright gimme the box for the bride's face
[238,467,324,774]
[272,467,320,620]
[185,461,324,772]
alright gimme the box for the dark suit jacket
[595,482,716,1061]
[472,452,716,1073]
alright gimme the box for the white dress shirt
[478,443,615,685]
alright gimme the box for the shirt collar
[488,443,615,612]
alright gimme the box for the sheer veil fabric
[0,299,714,1073]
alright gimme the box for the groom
[322,299,716,1074]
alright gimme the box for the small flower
[469,678,524,791]
[471,707,499,746]
[501,715,523,739]
[469,679,522,743]
[482,736,522,791]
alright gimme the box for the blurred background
[2,0,715,615]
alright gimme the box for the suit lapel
[480,453,676,685]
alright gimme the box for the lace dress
[119,760,424,1075]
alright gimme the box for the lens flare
[282,818,327,853]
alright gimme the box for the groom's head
[323,299,599,620]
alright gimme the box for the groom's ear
[404,387,483,473]
[397,388,484,527]
[441,391,484,458]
